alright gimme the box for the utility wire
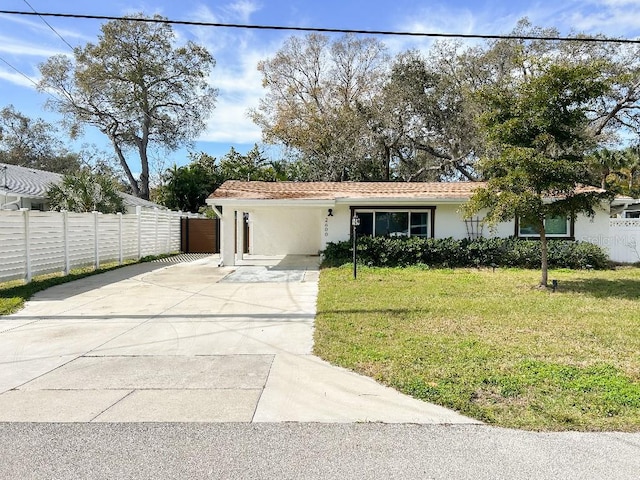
[0,55,40,89]
[21,0,75,50]
[0,9,638,44]
[0,55,63,103]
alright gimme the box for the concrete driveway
[0,255,476,424]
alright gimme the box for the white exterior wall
[215,200,614,263]
[248,206,323,255]
[321,205,352,250]
[0,194,45,211]
[323,203,515,244]
[573,203,611,245]
[325,203,611,245]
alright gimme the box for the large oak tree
[38,14,217,200]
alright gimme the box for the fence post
[177,211,182,252]
[22,208,32,283]
[93,211,100,269]
[137,206,142,260]
[63,211,70,275]
[118,212,123,265]
[155,208,159,255]
[167,211,172,254]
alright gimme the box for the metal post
[351,214,360,279]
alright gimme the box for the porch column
[220,209,236,266]
[236,212,245,262]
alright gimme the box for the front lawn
[314,266,640,431]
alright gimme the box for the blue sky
[1,0,639,176]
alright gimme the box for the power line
[21,1,75,51]
[0,55,40,89]
[0,9,638,45]
[0,55,67,104]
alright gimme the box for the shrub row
[322,236,609,270]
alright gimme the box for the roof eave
[206,196,472,206]
[0,189,46,200]
[206,198,336,207]
[338,196,470,205]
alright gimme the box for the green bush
[322,236,609,270]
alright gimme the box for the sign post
[351,214,360,279]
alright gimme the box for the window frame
[515,215,575,240]
[350,206,436,239]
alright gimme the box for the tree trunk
[539,224,549,287]
[111,137,140,197]
[384,145,391,181]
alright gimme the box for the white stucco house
[207,180,614,266]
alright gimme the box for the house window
[353,209,433,238]
[518,215,572,238]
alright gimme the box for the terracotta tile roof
[208,180,488,201]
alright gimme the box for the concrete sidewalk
[0,255,477,424]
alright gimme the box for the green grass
[0,254,176,316]
[314,266,640,431]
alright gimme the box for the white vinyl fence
[0,207,193,282]
[606,219,640,264]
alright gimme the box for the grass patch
[0,253,176,316]
[314,266,640,431]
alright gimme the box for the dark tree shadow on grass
[556,278,640,301]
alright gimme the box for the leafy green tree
[464,63,612,287]
[38,14,218,200]
[47,169,125,213]
[0,105,80,173]
[157,145,298,213]
[156,154,218,213]
[588,148,626,190]
[620,147,640,197]
[218,145,285,181]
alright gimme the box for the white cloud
[0,35,66,57]
[387,0,640,55]
[0,12,93,44]
[199,46,274,144]
[184,2,284,146]
[563,1,640,34]
[0,68,38,89]
[227,0,261,23]
[201,99,262,143]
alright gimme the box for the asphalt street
[1,423,639,480]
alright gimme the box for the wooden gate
[180,218,219,253]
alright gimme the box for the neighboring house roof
[1,162,61,199]
[208,180,605,202]
[0,162,166,210]
[119,192,167,209]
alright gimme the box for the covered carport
[207,186,332,267]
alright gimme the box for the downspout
[1,197,21,210]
